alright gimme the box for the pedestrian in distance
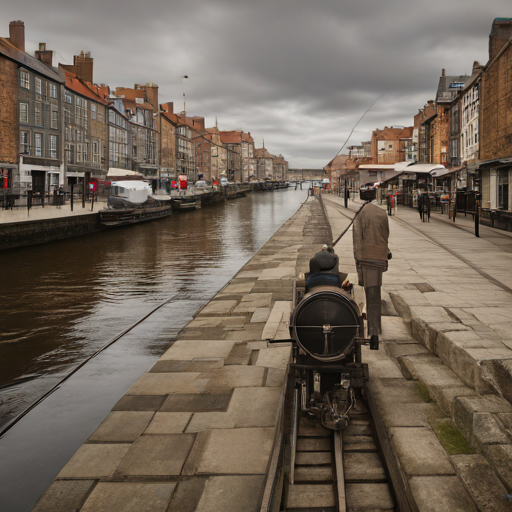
[418,192,426,220]
[386,191,393,216]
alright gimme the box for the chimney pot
[39,43,46,51]
[442,68,446,77]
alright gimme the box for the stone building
[114,84,159,179]
[218,131,254,182]
[272,154,288,181]
[204,128,226,181]
[254,146,274,180]
[479,18,512,211]
[107,98,130,173]
[370,126,413,164]
[0,21,65,196]
[62,68,108,189]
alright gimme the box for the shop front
[479,159,512,229]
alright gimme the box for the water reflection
[0,189,306,427]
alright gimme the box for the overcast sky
[2,1,510,168]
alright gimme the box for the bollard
[70,184,74,212]
[91,193,95,212]
[475,199,480,238]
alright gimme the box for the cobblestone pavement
[32,197,332,512]
[325,193,512,511]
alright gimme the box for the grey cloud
[2,0,511,167]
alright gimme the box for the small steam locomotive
[288,246,378,430]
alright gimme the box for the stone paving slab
[195,427,275,474]
[33,198,325,512]
[324,195,492,511]
[32,480,96,512]
[81,483,176,512]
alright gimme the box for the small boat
[99,180,172,227]
[170,196,200,211]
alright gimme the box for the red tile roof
[219,130,253,144]
[64,70,108,105]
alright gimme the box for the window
[20,70,29,89]
[51,109,58,129]
[65,109,70,124]
[20,131,30,154]
[19,102,29,123]
[65,91,72,104]
[35,77,42,96]
[34,133,43,156]
[49,135,57,159]
[67,144,75,164]
[35,102,42,125]
[498,169,509,210]
[93,141,99,164]
[91,103,97,120]
[49,83,58,98]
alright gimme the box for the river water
[0,188,307,512]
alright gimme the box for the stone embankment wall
[0,214,101,250]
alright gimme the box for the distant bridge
[288,169,328,181]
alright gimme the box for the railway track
[283,395,395,512]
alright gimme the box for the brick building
[0,21,65,196]
[479,18,512,211]
[159,103,177,181]
[204,128,226,181]
[0,41,18,198]
[62,67,108,188]
[370,126,413,164]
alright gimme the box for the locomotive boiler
[288,245,378,430]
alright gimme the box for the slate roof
[0,37,64,83]
[436,74,471,103]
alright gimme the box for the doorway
[31,171,46,194]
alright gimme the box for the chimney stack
[35,42,53,67]
[9,20,25,52]
[74,51,94,83]
[489,18,512,61]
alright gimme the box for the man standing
[353,200,390,336]
[178,174,188,198]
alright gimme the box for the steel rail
[0,293,179,439]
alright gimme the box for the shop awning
[107,168,140,177]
